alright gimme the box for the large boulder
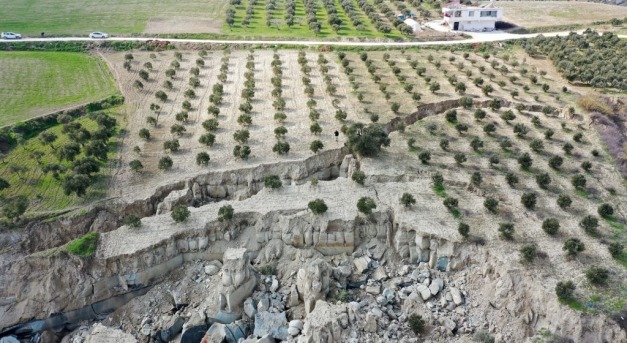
[296,259,331,314]
[253,311,289,340]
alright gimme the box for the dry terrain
[496,1,627,28]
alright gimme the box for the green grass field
[0,0,227,35]
[0,52,117,127]
[0,108,123,213]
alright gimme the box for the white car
[89,32,109,39]
[1,32,22,39]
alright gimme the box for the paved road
[12,31,625,47]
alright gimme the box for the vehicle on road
[89,32,109,39]
[1,32,22,39]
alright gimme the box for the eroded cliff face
[0,146,624,342]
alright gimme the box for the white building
[403,18,421,33]
[442,0,503,32]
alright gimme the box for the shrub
[470,138,484,152]
[586,267,609,286]
[557,195,572,209]
[542,218,560,235]
[233,145,251,159]
[418,151,431,164]
[597,203,614,218]
[544,129,554,140]
[124,215,141,228]
[445,110,457,123]
[233,129,250,144]
[530,139,544,153]
[352,170,366,185]
[609,242,624,258]
[158,156,173,171]
[357,197,376,214]
[518,153,533,170]
[488,155,499,167]
[555,281,576,300]
[520,244,537,263]
[563,142,574,155]
[484,197,498,213]
[218,204,234,222]
[273,141,290,155]
[196,152,210,166]
[443,197,458,210]
[308,199,328,214]
[347,124,390,157]
[439,139,449,151]
[498,223,514,240]
[463,106,482,120]
[458,223,470,238]
[500,111,516,122]
[535,173,551,189]
[548,155,563,170]
[573,132,583,143]
[483,123,496,135]
[506,172,519,187]
[471,172,482,186]
[400,193,416,208]
[129,159,144,173]
[473,330,495,343]
[572,174,586,189]
[264,175,282,189]
[521,193,537,209]
[513,123,529,137]
[579,215,598,235]
[432,172,444,187]
[457,123,470,133]
[564,238,585,256]
[171,205,190,223]
[408,313,425,335]
[581,161,592,172]
[310,140,324,153]
[66,232,99,257]
[199,133,216,147]
[454,153,467,166]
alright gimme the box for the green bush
[352,170,366,185]
[308,199,328,214]
[418,150,431,164]
[542,218,560,235]
[484,197,498,213]
[572,174,586,189]
[443,197,458,210]
[473,330,495,343]
[579,215,598,235]
[408,314,425,335]
[597,203,614,218]
[518,153,533,170]
[520,244,537,263]
[563,238,585,256]
[171,205,190,223]
[498,222,515,240]
[471,172,482,186]
[585,267,609,286]
[454,153,467,166]
[557,195,572,209]
[347,124,390,157]
[555,280,576,300]
[506,172,519,187]
[548,155,563,170]
[609,242,624,258]
[400,193,416,207]
[445,110,457,123]
[521,193,537,210]
[218,204,234,222]
[357,197,377,214]
[66,232,99,257]
[124,215,141,228]
[264,175,282,189]
[535,172,551,189]
[458,222,470,238]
